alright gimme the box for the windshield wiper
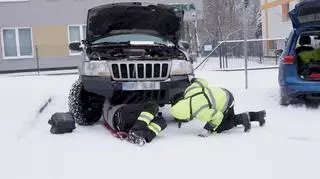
[92,41,130,45]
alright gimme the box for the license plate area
[122,82,160,91]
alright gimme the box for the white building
[261,0,302,54]
[261,0,303,39]
[0,0,203,72]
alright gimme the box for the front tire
[280,95,290,106]
[68,79,105,125]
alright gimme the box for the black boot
[235,113,251,132]
[249,110,266,127]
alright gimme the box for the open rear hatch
[289,0,320,29]
[290,1,320,81]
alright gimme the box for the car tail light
[283,55,295,64]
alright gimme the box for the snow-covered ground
[1,68,320,179]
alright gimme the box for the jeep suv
[68,2,194,125]
[278,0,320,106]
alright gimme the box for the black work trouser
[215,106,237,133]
[214,90,237,133]
[115,102,167,143]
[214,90,261,133]
[202,89,244,133]
[204,90,237,133]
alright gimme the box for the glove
[198,129,212,137]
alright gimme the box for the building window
[1,27,33,59]
[68,25,86,55]
[282,3,290,21]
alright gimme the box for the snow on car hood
[86,2,184,45]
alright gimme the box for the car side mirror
[179,41,190,50]
[69,42,82,51]
[275,49,283,56]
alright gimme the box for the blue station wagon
[278,0,320,105]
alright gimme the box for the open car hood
[86,2,184,45]
[289,0,320,29]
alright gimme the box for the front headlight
[82,61,111,76]
[170,60,194,75]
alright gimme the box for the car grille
[109,61,171,81]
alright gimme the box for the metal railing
[196,38,286,71]
[194,38,286,89]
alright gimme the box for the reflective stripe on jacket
[170,78,230,129]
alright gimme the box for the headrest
[299,35,311,45]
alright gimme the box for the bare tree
[195,0,262,55]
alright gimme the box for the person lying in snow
[170,78,266,137]
[103,101,167,146]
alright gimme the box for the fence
[196,38,286,71]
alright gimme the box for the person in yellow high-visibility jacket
[170,78,266,137]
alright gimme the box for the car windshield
[92,33,173,46]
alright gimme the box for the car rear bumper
[81,75,190,105]
[281,80,320,99]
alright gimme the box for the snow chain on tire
[68,79,105,125]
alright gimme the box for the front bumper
[81,75,190,105]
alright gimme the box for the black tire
[280,95,290,106]
[305,99,320,109]
[68,79,105,125]
[279,89,291,106]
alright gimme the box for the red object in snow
[309,73,320,80]
[104,122,128,139]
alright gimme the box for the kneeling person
[103,102,167,146]
[171,78,266,137]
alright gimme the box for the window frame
[1,27,34,60]
[0,0,29,2]
[67,24,86,56]
[282,3,290,22]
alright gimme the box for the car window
[287,30,294,46]
[92,34,171,45]
[295,31,320,49]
